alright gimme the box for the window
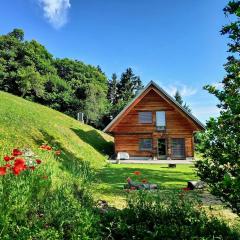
[139,112,152,123]
[139,139,152,151]
[156,111,166,130]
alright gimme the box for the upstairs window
[139,112,152,124]
[156,111,166,130]
[139,139,152,151]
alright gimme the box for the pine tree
[118,68,143,102]
[107,73,118,104]
[174,90,191,113]
[174,90,183,105]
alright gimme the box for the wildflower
[14,158,25,166]
[12,166,21,175]
[12,149,23,156]
[141,179,148,183]
[133,171,141,176]
[36,159,42,164]
[12,158,26,175]
[29,166,35,171]
[3,156,11,161]
[130,186,136,190]
[182,187,191,191]
[55,150,61,155]
[40,145,52,151]
[0,167,6,176]
[4,164,11,168]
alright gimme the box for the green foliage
[100,191,239,240]
[196,1,240,214]
[174,90,192,113]
[118,67,143,102]
[0,29,109,127]
[17,66,46,97]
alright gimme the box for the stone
[187,180,206,190]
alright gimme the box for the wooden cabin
[104,81,205,160]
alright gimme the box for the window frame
[139,138,153,151]
[138,111,152,124]
[156,111,166,130]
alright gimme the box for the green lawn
[94,163,198,207]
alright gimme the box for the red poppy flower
[40,145,52,151]
[133,171,141,176]
[12,149,23,156]
[10,156,15,160]
[4,164,11,168]
[3,156,11,161]
[36,159,42,164]
[12,158,26,175]
[29,166,35,171]
[12,166,21,175]
[141,179,148,184]
[0,167,6,176]
[55,150,61,155]
[14,158,25,166]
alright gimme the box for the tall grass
[100,190,240,240]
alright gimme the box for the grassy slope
[0,91,113,172]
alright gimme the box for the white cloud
[38,0,71,29]
[163,83,197,97]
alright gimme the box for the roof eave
[103,81,205,132]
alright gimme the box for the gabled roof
[103,81,205,132]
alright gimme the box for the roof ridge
[103,81,205,132]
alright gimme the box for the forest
[0,29,144,129]
[0,29,192,129]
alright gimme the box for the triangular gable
[103,81,205,133]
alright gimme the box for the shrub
[100,190,240,240]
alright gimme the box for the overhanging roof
[103,81,205,132]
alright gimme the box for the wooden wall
[111,88,199,158]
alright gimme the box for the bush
[100,190,240,240]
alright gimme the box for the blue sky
[0,0,229,123]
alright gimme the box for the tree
[0,29,109,129]
[54,58,109,125]
[17,66,45,98]
[107,73,118,105]
[118,68,143,102]
[83,83,109,126]
[174,90,192,113]
[174,90,183,105]
[196,1,240,214]
[8,28,24,41]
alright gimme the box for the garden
[0,147,239,239]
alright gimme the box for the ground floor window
[139,138,152,151]
[171,138,185,159]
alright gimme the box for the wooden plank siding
[105,84,204,159]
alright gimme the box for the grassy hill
[0,91,113,171]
